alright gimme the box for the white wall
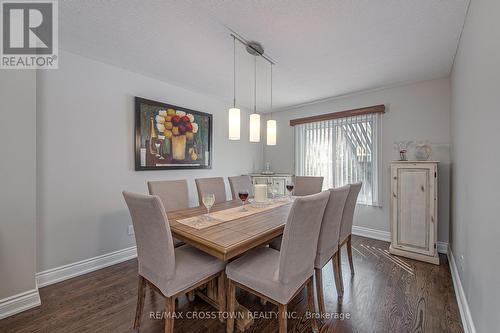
[0,71,37,299]
[36,51,263,272]
[450,0,500,331]
[263,78,451,242]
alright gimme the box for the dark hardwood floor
[0,236,463,333]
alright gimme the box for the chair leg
[149,284,157,305]
[164,296,175,333]
[278,303,287,333]
[332,251,344,299]
[347,234,354,275]
[314,268,325,315]
[134,276,146,332]
[307,277,319,333]
[218,272,226,321]
[226,279,236,333]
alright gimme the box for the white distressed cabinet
[389,161,439,265]
[248,174,293,196]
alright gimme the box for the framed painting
[135,97,212,170]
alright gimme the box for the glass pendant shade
[249,113,261,142]
[228,107,241,140]
[266,119,276,145]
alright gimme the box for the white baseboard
[0,288,41,320]
[352,225,449,254]
[448,249,476,333]
[36,246,137,288]
[352,225,391,242]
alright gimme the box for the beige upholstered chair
[147,180,189,248]
[314,185,350,312]
[268,175,325,250]
[336,182,362,296]
[195,177,227,205]
[228,175,253,200]
[293,176,324,196]
[122,191,226,333]
[226,191,330,333]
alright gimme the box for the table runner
[177,199,292,230]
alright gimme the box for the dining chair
[314,185,350,313]
[195,177,227,205]
[228,175,253,200]
[336,182,362,296]
[122,191,226,333]
[293,176,324,196]
[268,175,325,250]
[226,191,330,333]
[147,179,189,248]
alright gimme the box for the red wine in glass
[238,190,249,211]
[286,184,294,193]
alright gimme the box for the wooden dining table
[167,199,293,331]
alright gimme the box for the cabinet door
[392,165,435,256]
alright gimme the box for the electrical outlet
[459,254,465,271]
[128,225,135,236]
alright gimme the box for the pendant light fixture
[228,36,241,140]
[249,55,261,142]
[266,63,276,146]
[229,32,275,143]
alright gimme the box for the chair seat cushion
[226,247,306,304]
[162,245,226,297]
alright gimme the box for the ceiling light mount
[246,41,264,56]
[230,31,276,65]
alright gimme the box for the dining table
[167,198,293,331]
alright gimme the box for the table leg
[195,278,254,331]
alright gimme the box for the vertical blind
[295,113,381,206]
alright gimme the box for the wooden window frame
[289,104,385,126]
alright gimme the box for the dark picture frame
[134,97,213,171]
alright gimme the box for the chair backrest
[294,176,324,196]
[195,177,227,205]
[147,179,189,212]
[278,191,329,284]
[122,191,175,292]
[338,182,362,243]
[314,185,350,268]
[228,175,253,200]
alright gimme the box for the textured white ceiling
[59,0,468,111]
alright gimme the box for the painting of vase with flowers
[135,97,212,170]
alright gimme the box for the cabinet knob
[393,193,396,198]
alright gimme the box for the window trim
[289,104,385,126]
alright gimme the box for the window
[294,113,381,206]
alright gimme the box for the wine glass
[286,183,294,200]
[238,189,249,211]
[157,138,165,160]
[154,142,161,157]
[202,193,215,220]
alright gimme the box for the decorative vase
[172,135,187,160]
[415,144,432,161]
[395,141,413,161]
[399,149,408,161]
